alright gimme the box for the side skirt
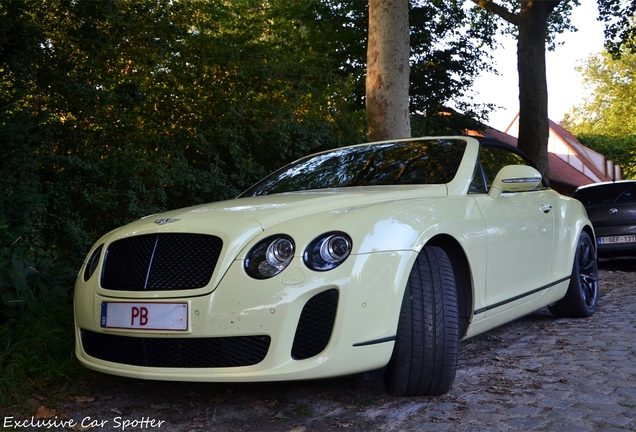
[474,276,571,316]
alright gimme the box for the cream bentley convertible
[74,136,598,396]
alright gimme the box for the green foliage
[0,245,79,410]
[410,0,498,118]
[1,0,373,286]
[1,0,495,270]
[597,0,636,57]
[567,50,636,137]
[0,246,75,322]
[0,315,81,410]
[564,48,636,179]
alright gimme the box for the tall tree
[469,0,577,180]
[366,0,411,141]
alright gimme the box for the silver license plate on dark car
[599,235,636,245]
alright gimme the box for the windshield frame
[239,138,469,198]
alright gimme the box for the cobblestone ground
[376,259,636,432]
[59,259,635,432]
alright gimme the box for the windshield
[574,182,636,205]
[240,138,467,197]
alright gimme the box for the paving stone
[62,264,636,432]
[372,267,636,432]
[545,420,595,432]
[588,412,633,428]
[504,416,547,429]
[538,399,575,409]
[502,406,542,416]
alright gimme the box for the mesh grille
[80,329,270,368]
[291,289,339,360]
[101,233,223,291]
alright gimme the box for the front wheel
[384,246,459,396]
[549,231,598,318]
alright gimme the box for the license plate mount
[100,302,189,331]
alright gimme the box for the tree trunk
[366,0,410,141]
[516,0,561,181]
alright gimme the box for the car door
[470,145,555,314]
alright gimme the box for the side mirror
[488,165,542,199]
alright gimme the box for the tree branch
[470,0,519,26]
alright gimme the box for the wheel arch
[426,234,473,339]
[582,224,596,253]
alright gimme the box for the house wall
[504,116,613,184]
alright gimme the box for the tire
[384,246,459,396]
[549,231,599,318]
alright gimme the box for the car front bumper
[74,251,414,382]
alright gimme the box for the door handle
[540,204,552,214]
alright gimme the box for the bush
[0,245,80,410]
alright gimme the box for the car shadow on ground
[598,257,636,273]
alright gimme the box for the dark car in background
[574,180,636,258]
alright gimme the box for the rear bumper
[595,226,636,258]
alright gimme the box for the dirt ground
[14,258,636,432]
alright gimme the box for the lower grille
[80,330,270,368]
[291,289,339,360]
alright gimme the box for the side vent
[291,289,339,360]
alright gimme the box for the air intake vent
[80,330,270,368]
[291,289,339,360]
[101,233,222,291]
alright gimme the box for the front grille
[80,330,270,368]
[101,233,222,291]
[291,289,339,360]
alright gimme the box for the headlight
[304,232,352,271]
[83,244,104,281]
[245,235,295,279]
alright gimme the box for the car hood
[92,185,448,298]
[131,185,448,231]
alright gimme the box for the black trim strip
[353,335,396,347]
[474,275,571,315]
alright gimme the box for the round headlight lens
[267,238,295,266]
[320,235,351,263]
[245,235,295,279]
[304,232,352,271]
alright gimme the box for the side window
[480,147,528,189]
[616,188,635,203]
[469,163,487,193]
[470,146,541,193]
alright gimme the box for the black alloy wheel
[549,231,599,318]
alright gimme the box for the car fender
[550,194,596,284]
